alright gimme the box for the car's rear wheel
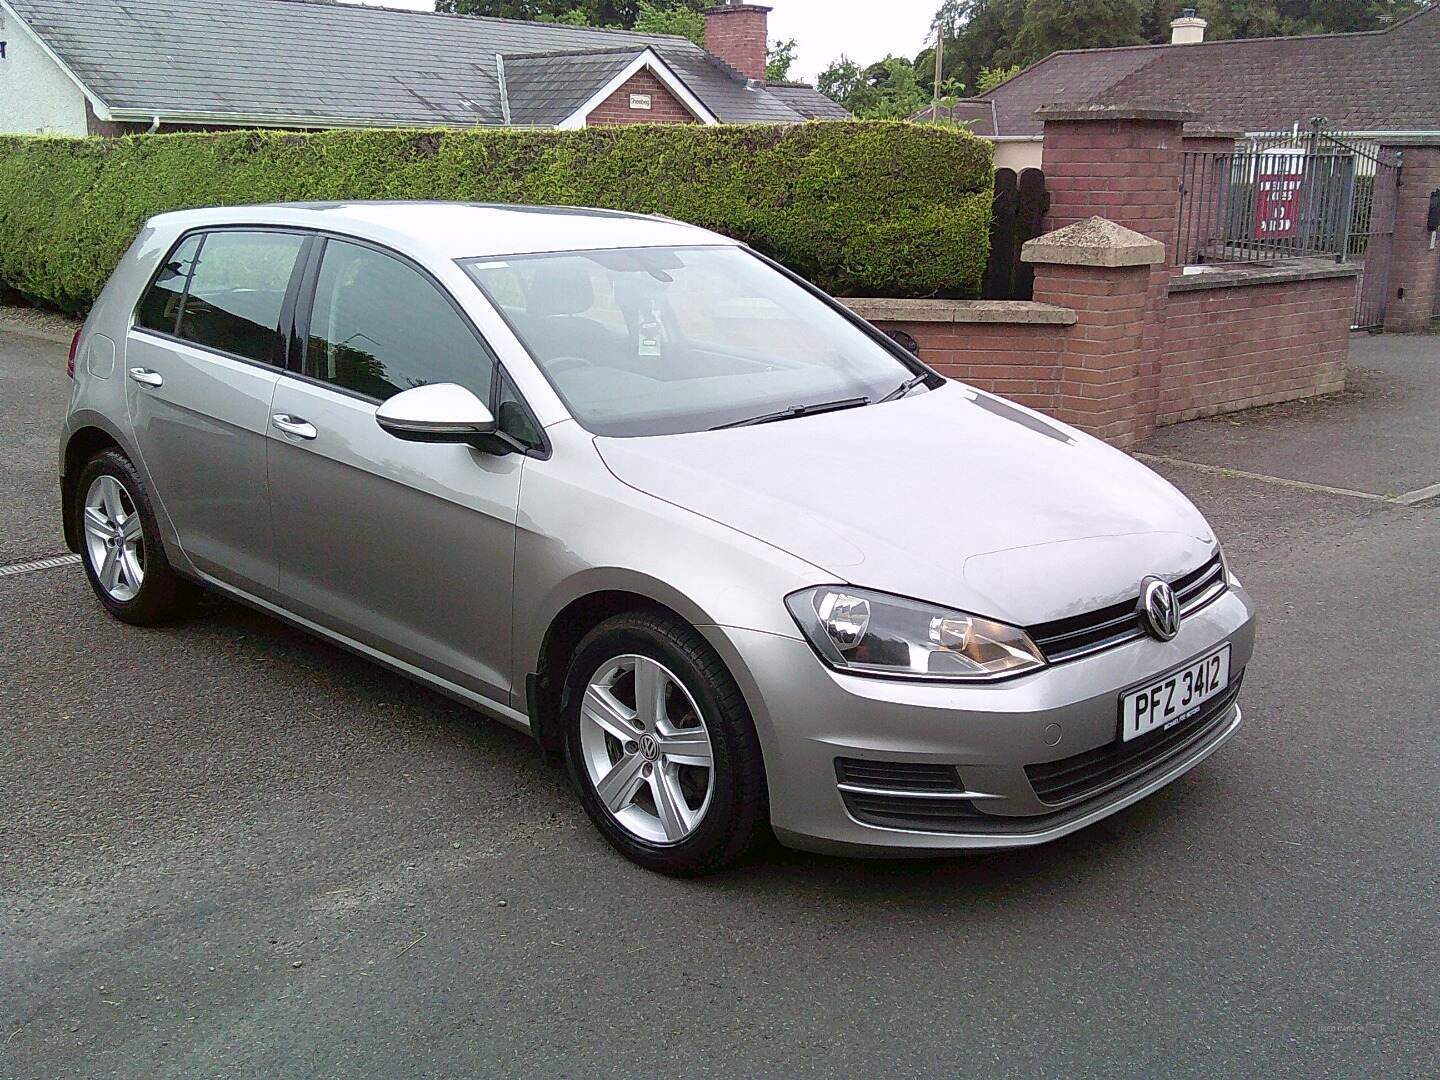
[561,611,768,875]
[75,449,197,625]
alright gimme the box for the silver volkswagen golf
[61,202,1256,874]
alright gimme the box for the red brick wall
[1161,276,1353,424]
[703,4,770,82]
[1035,263,1153,444]
[865,321,1067,415]
[1382,145,1440,332]
[1042,114,1188,443]
[586,69,699,126]
[851,114,1359,447]
[1042,118,1184,258]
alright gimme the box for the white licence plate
[1120,645,1231,742]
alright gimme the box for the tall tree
[916,0,1028,99]
[436,1,709,27]
[1144,0,1429,42]
[1014,0,1146,62]
[818,56,865,105]
[766,38,799,82]
[632,0,705,44]
[818,55,933,119]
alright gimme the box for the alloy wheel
[578,654,715,845]
[82,474,145,602]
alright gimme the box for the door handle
[128,367,164,388]
[272,414,318,440]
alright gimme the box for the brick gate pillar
[1381,142,1440,333]
[1037,105,1194,439]
[1023,217,1167,447]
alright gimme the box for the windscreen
[463,246,916,437]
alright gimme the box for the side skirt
[192,572,534,736]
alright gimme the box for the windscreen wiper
[712,396,871,430]
[878,373,930,403]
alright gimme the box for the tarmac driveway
[2,326,1437,1078]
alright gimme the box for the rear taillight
[67,330,81,378]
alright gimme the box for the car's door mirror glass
[375,383,496,444]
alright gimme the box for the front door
[267,237,521,704]
[124,228,308,595]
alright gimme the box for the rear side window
[136,234,202,334]
[176,230,306,365]
[304,239,495,403]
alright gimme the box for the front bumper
[702,585,1257,855]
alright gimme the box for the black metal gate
[1316,128,1402,330]
[1180,122,1403,329]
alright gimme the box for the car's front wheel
[74,449,197,625]
[561,611,768,875]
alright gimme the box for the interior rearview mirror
[375,383,496,445]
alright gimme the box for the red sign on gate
[1255,170,1304,239]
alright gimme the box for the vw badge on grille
[1138,577,1181,641]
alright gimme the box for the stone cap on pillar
[1034,102,1197,124]
[1021,216,1166,268]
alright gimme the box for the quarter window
[135,234,202,334]
[176,230,306,365]
[304,240,495,403]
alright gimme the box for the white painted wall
[992,140,1044,173]
[0,11,89,135]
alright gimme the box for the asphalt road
[2,328,1437,1078]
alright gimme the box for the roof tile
[4,0,812,127]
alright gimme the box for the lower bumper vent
[1025,675,1243,805]
[834,758,991,831]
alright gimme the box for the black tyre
[74,449,198,625]
[560,611,768,876]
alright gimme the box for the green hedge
[0,121,991,313]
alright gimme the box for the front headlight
[785,586,1046,682]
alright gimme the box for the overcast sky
[344,1,939,84]
[771,0,938,83]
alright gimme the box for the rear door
[267,236,523,704]
[125,228,310,595]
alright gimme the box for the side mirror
[376,383,495,444]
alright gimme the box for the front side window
[305,240,496,403]
[464,246,917,437]
[176,230,306,364]
[136,234,202,334]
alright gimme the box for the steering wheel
[544,355,594,376]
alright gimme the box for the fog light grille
[834,757,964,793]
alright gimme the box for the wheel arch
[526,579,710,759]
[60,419,130,552]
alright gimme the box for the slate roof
[2,0,835,128]
[502,48,643,127]
[969,3,1440,137]
[763,83,853,121]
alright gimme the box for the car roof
[144,201,736,260]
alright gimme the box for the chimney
[1170,8,1207,45]
[704,1,772,84]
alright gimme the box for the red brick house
[0,0,847,137]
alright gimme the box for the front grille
[1025,674,1243,805]
[1028,554,1228,664]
